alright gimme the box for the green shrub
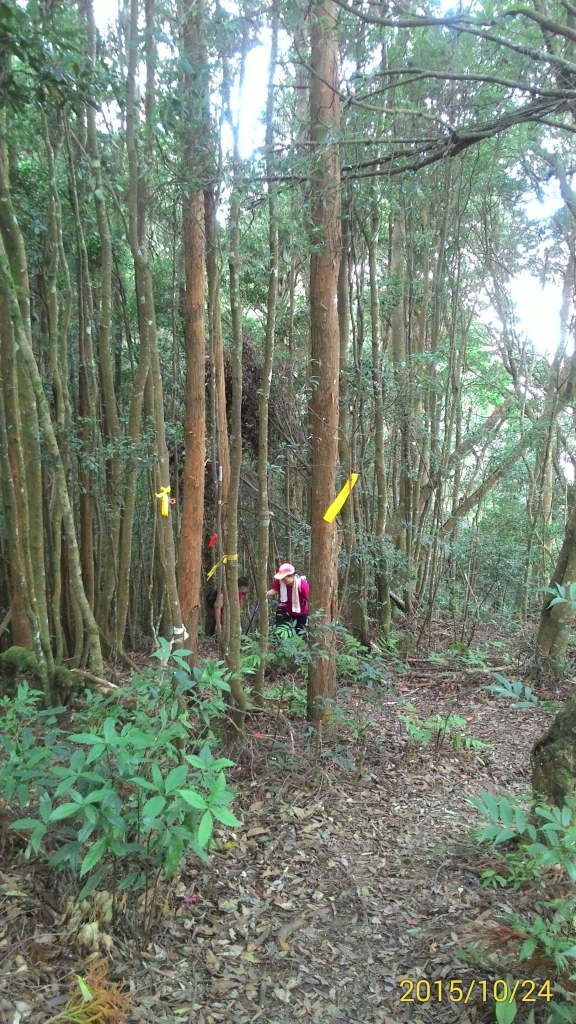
[400,705,490,752]
[0,644,240,902]
[468,791,576,1019]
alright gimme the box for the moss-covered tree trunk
[535,498,576,673]
[532,691,576,805]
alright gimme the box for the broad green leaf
[165,836,185,878]
[54,776,76,798]
[86,744,106,764]
[49,802,81,822]
[185,754,208,770]
[142,794,167,819]
[211,806,241,827]
[482,791,500,821]
[164,765,188,794]
[495,998,517,1024]
[80,836,109,877]
[494,828,516,844]
[519,937,538,959]
[69,733,104,745]
[178,788,207,810]
[130,777,157,791]
[208,772,227,803]
[103,718,117,744]
[77,863,109,900]
[197,809,213,849]
[10,818,41,830]
[84,788,114,804]
[30,823,47,853]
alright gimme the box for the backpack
[206,589,218,610]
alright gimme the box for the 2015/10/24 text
[399,979,552,1003]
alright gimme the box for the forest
[4,0,576,1019]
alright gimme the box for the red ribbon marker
[208,532,218,548]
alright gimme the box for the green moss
[0,646,44,698]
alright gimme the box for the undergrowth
[468,791,576,1023]
[0,641,240,940]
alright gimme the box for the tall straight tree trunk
[115,0,184,650]
[178,0,208,662]
[0,338,49,692]
[307,0,341,722]
[535,251,576,673]
[0,271,34,650]
[254,10,279,703]
[143,0,184,645]
[368,208,391,635]
[224,32,249,730]
[81,0,122,646]
[338,199,368,644]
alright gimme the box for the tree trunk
[338,199,368,644]
[307,0,341,722]
[254,10,279,704]
[532,690,576,806]
[178,0,208,662]
[368,208,391,635]
[223,35,248,730]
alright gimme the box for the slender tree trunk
[178,0,208,661]
[0,273,34,650]
[338,200,368,643]
[254,11,279,703]
[225,46,248,727]
[368,208,391,635]
[307,0,341,722]
[81,0,123,646]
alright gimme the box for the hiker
[266,563,309,635]
[207,576,249,636]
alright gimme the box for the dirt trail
[0,658,566,1024]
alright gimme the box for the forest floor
[0,622,573,1024]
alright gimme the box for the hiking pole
[245,601,260,635]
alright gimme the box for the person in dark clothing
[207,577,249,636]
[266,563,309,635]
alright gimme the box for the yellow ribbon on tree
[206,553,238,581]
[323,473,359,523]
[155,485,171,517]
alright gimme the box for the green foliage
[0,681,62,738]
[469,793,576,1019]
[247,622,327,679]
[263,679,307,717]
[486,673,556,710]
[335,630,388,688]
[543,583,576,612]
[469,792,576,879]
[400,705,490,752]
[0,648,239,901]
[0,0,96,110]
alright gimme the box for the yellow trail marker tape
[323,473,359,523]
[155,485,171,517]
[206,553,238,581]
